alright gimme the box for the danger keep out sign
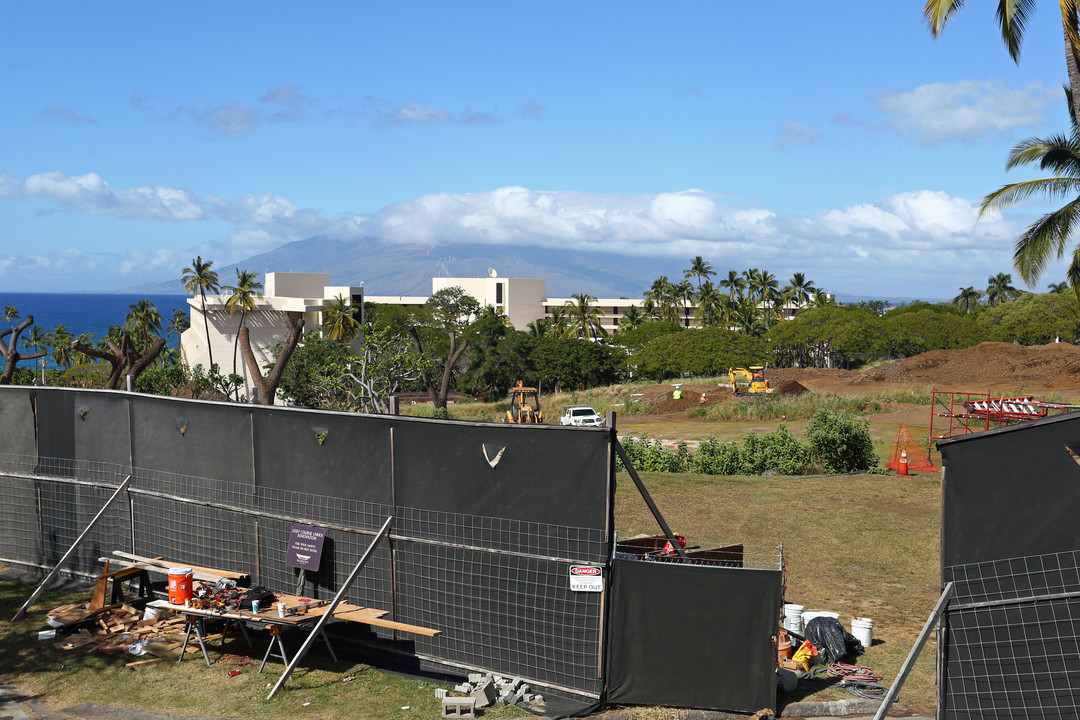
[569,565,604,592]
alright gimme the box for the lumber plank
[125,657,163,668]
[112,551,248,581]
[89,560,109,610]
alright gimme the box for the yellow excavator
[506,381,544,423]
[728,366,772,395]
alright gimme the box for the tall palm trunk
[1066,22,1080,131]
[232,310,246,400]
[200,291,214,370]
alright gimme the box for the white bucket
[783,603,804,634]
[851,616,874,648]
[142,605,161,621]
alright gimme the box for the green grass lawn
[0,579,526,720]
[615,468,941,715]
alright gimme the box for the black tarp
[130,397,253,482]
[938,412,1080,719]
[938,413,1080,568]
[606,558,782,713]
[253,407,392,503]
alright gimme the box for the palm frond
[923,0,964,36]
[1013,199,1080,285]
[981,177,1080,215]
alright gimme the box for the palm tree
[809,289,835,308]
[742,268,762,306]
[785,272,817,308]
[674,279,695,326]
[645,276,680,324]
[126,299,163,352]
[694,281,725,327]
[953,286,982,313]
[167,309,190,347]
[986,273,1019,307]
[924,0,1080,133]
[618,305,648,332]
[1049,281,1071,293]
[181,256,220,370]
[98,325,125,351]
[719,270,746,306]
[684,256,715,289]
[563,293,608,341]
[224,269,263,399]
[20,324,44,355]
[547,306,569,337]
[980,90,1080,289]
[526,318,550,337]
[322,294,362,343]
[45,324,74,369]
[3,306,18,329]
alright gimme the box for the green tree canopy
[976,292,1080,344]
[632,327,766,379]
[531,337,618,391]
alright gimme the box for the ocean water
[1,293,191,368]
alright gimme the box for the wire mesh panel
[0,474,42,569]
[394,537,604,697]
[942,550,1080,719]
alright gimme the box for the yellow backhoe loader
[728,366,772,395]
[506,381,544,423]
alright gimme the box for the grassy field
[0,579,527,720]
[614,469,941,715]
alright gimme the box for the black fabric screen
[392,421,610,528]
[939,414,1080,568]
[606,558,782,713]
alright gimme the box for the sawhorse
[258,624,338,673]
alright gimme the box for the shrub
[741,425,812,475]
[619,434,688,473]
[806,409,878,473]
[690,437,745,475]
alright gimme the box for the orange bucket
[168,567,193,605]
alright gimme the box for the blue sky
[0,2,1073,298]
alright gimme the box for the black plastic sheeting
[606,558,782,713]
[938,413,1080,568]
[0,390,35,465]
[938,413,1080,719]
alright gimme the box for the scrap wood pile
[45,600,204,665]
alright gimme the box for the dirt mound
[630,342,1080,418]
[773,380,809,395]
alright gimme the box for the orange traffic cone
[898,448,909,476]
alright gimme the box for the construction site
[4,340,1080,719]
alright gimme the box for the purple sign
[286,524,326,570]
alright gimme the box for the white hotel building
[183,270,821,401]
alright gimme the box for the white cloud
[39,106,97,126]
[11,171,205,221]
[0,170,1035,296]
[876,80,1055,145]
[775,120,821,148]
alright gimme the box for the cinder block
[435,688,448,699]
[441,697,476,718]
[467,673,485,683]
[470,680,496,708]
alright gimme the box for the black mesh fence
[0,386,610,700]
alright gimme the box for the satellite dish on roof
[488,268,498,278]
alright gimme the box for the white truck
[560,405,603,427]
